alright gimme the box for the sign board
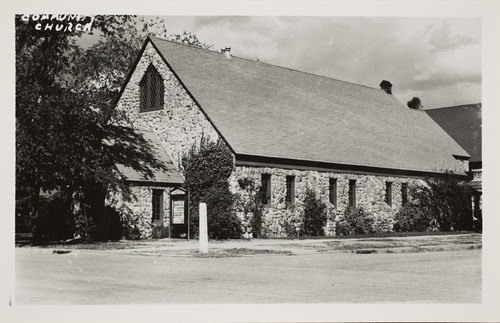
[173,199,185,224]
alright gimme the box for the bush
[237,177,265,237]
[393,203,436,232]
[203,182,241,239]
[151,224,169,239]
[122,216,141,240]
[182,137,240,239]
[336,206,374,236]
[411,173,473,231]
[302,188,327,236]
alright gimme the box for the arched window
[140,65,164,112]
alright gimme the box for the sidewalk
[29,232,482,257]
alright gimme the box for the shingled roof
[146,36,470,175]
[425,103,481,166]
[105,127,184,185]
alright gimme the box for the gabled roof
[147,36,470,175]
[104,126,184,185]
[425,103,481,164]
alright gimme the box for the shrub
[74,210,96,242]
[122,216,141,240]
[237,176,265,237]
[182,137,240,239]
[336,206,374,236]
[302,188,327,236]
[393,203,436,232]
[473,208,482,232]
[151,224,169,239]
[283,211,303,237]
[411,173,473,231]
[203,182,241,239]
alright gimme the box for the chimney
[379,80,393,94]
[221,46,231,59]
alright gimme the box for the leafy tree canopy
[15,15,212,241]
[407,97,423,109]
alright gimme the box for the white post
[199,203,208,253]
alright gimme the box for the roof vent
[380,80,393,94]
[221,46,231,59]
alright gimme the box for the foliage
[336,207,375,236]
[411,173,473,231]
[151,225,169,239]
[407,97,423,109]
[182,137,240,239]
[237,177,265,237]
[393,203,437,232]
[203,182,241,239]
[473,207,482,232]
[16,14,213,242]
[302,188,328,236]
[122,217,142,240]
[282,213,303,237]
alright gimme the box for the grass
[263,230,479,241]
[191,248,293,258]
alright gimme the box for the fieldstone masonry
[116,42,220,168]
[110,42,220,238]
[230,166,420,237]
[110,41,424,238]
[106,184,172,239]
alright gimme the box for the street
[14,248,481,304]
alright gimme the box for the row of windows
[261,174,409,208]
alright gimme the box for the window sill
[139,108,163,113]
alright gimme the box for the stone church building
[106,36,470,238]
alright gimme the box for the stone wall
[110,41,223,239]
[116,42,221,168]
[230,166,420,237]
[111,40,425,239]
[105,184,172,239]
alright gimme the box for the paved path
[15,247,481,304]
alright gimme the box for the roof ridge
[426,103,482,111]
[149,35,383,93]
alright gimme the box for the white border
[2,0,499,322]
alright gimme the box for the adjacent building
[426,103,482,222]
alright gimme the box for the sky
[151,16,481,109]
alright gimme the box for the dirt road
[14,248,481,304]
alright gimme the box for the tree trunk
[30,185,42,244]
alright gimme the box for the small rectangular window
[348,180,356,208]
[261,174,272,206]
[152,189,164,222]
[386,182,393,206]
[285,176,295,204]
[329,178,337,208]
[402,183,408,206]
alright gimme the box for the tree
[182,137,240,239]
[407,97,423,109]
[16,15,213,242]
[16,16,86,241]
